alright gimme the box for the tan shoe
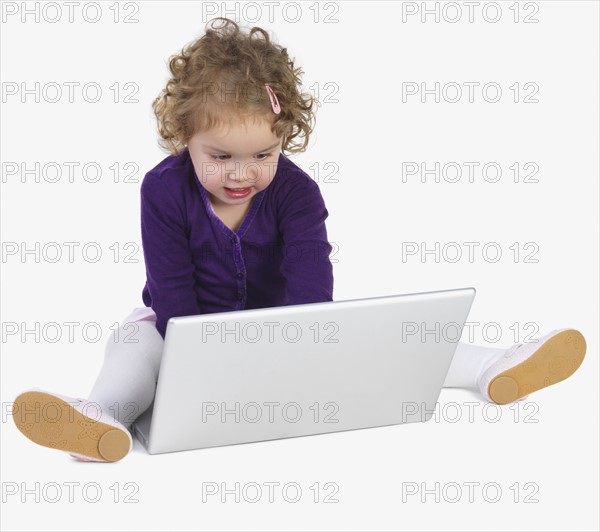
[478,329,586,404]
[12,388,132,462]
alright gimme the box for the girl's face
[187,120,283,209]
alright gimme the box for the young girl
[12,17,587,463]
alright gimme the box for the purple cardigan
[140,148,334,339]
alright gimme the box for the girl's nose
[226,164,259,183]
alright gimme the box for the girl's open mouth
[224,187,251,198]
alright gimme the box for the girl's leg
[443,342,506,390]
[12,311,163,462]
[87,318,164,430]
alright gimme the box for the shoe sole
[12,391,131,462]
[488,329,586,404]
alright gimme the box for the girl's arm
[278,176,334,305]
[140,172,201,339]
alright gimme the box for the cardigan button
[237,292,244,300]
[236,272,243,279]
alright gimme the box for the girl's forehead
[194,119,279,142]
[207,119,273,136]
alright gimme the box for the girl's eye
[210,153,271,161]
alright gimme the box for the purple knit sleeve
[140,172,201,339]
[278,175,334,305]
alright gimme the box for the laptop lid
[133,287,475,454]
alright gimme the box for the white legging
[87,310,164,429]
[87,308,507,428]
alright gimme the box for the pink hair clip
[264,83,281,114]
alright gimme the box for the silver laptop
[133,287,476,454]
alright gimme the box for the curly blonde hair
[151,17,317,156]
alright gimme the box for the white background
[1,1,598,530]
